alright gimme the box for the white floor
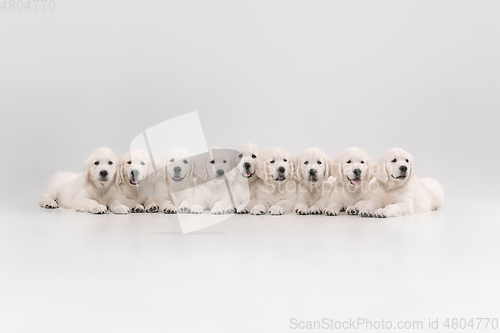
[1,197,500,333]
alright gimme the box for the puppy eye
[141,162,145,165]
[94,161,99,165]
[238,154,243,158]
[391,159,397,163]
[210,160,215,164]
[283,159,287,162]
[270,160,275,164]
[406,159,409,163]
[108,161,113,165]
[317,161,322,165]
[183,160,188,164]
[127,161,131,165]
[170,158,174,162]
[304,161,309,165]
[346,160,351,164]
[360,161,364,164]
[223,160,227,164]
[251,154,257,159]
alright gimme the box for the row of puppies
[39,144,444,218]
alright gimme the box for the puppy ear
[193,153,209,180]
[116,157,125,185]
[255,156,267,180]
[324,156,331,179]
[295,155,302,182]
[408,153,414,180]
[289,153,295,179]
[83,158,91,186]
[365,158,373,180]
[374,156,389,182]
[331,155,343,181]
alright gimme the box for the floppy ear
[374,156,389,182]
[295,155,302,181]
[366,158,373,180]
[255,156,267,180]
[408,153,414,180]
[331,155,343,181]
[83,158,91,186]
[193,153,209,180]
[323,155,331,179]
[230,149,241,171]
[116,157,125,185]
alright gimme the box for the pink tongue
[352,178,361,186]
[130,179,137,185]
[244,172,251,177]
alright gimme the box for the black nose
[277,166,285,173]
[309,169,317,175]
[131,170,140,178]
[353,168,361,176]
[400,165,407,172]
[217,169,224,177]
[100,170,108,177]
[243,162,251,169]
[174,166,181,173]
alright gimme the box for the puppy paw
[130,204,145,213]
[190,205,204,214]
[236,204,249,214]
[359,209,373,217]
[308,205,322,215]
[225,205,236,214]
[90,204,107,214]
[162,204,178,214]
[211,205,225,215]
[294,206,309,215]
[40,199,58,209]
[113,204,129,215]
[178,205,192,214]
[145,204,159,213]
[324,207,339,216]
[269,205,284,215]
[346,206,359,215]
[374,208,387,218]
[250,205,266,215]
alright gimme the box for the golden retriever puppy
[39,147,129,214]
[251,147,297,215]
[324,147,373,216]
[293,147,334,215]
[191,147,236,214]
[233,142,262,214]
[117,149,158,213]
[155,148,196,214]
[359,148,444,218]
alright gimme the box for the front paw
[250,204,266,215]
[324,206,339,216]
[225,204,235,214]
[359,209,374,217]
[178,205,192,214]
[190,204,204,214]
[130,204,145,213]
[269,205,284,215]
[346,206,359,215]
[294,206,309,215]
[40,199,59,209]
[113,204,129,215]
[308,205,322,215]
[211,205,225,215]
[90,204,107,214]
[374,208,387,218]
[162,204,178,214]
[145,203,159,213]
[236,204,249,214]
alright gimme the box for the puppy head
[193,147,231,181]
[117,149,154,186]
[375,148,413,184]
[84,146,118,186]
[331,147,372,188]
[255,147,294,182]
[235,143,262,180]
[296,147,330,183]
[159,148,193,184]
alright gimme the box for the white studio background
[1,1,500,333]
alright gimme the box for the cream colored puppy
[293,147,333,215]
[359,148,444,218]
[191,147,235,214]
[324,147,373,216]
[155,148,196,214]
[39,147,129,214]
[233,142,262,214]
[117,149,158,213]
[251,147,297,215]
